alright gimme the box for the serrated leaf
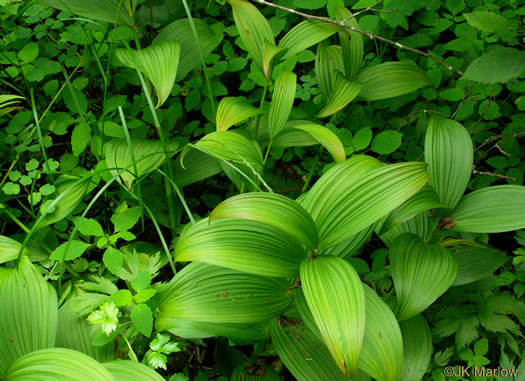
[226,0,274,71]
[216,97,262,131]
[116,41,180,108]
[74,217,104,237]
[462,47,525,84]
[50,240,91,261]
[316,72,362,118]
[399,315,433,381]
[175,217,306,277]
[279,20,340,60]
[425,118,473,209]
[268,70,297,139]
[0,258,58,374]
[464,12,510,33]
[131,271,152,292]
[131,304,153,337]
[300,256,365,376]
[273,121,346,163]
[157,263,291,323]
[356,61,430,101]
[390,234,457,321]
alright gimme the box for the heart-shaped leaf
[316,72,362,118]
[216,97,262,131]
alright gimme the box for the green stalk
[29,89,54,185]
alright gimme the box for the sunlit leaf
[273,121,346,163]
[226,0,274,71]
[216,97,262,131]
[0,257,57,374]
[461,47,525,84]
[174,217,306,277]
[37,0,132,25]
[104,360,165,381]
[399,315,433,381]
[3,348,114,381]
[316,71,362,118]
[211,192,318,251]
[301,256,365,376]
[154,18,223,80]
[379,212,434,248]
[321,224,375,259]
[356,61,430,101]
[452,245,508,286]
[390,233,457,321]
[173,148,222,188]
[279,20,340,60]
[158,263,291,323]
[334,6,363,80]
[268,70,297,139]
[425,118,473,209]
[0,235,28,264]
[450,185,525,233]
[262,41,284,80]
[116,41,181,108]
[315,44,344,100]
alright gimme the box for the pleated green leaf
[334,7,363,80]
[216,97,262,131]
[279,20,340,60]
[316,71,362,118]
[0,257,57,374]
[3,348,114,381]
[0,95,24,117]
[270,318,352,381]
[300,256,365,376]
[156,317,268,344]
[173,148,222,188]
[273,121,346,163]
[379,212,433,248]
[105,138,181,189]
[116,41,180,108]
[450,185,525,233]
[303,157,429,250]
[154,18,223,80]
[187,131,263,175]
[174,217,306,277]
[452,245,508,286]
[390,233,457,321]
[37,0,132,25]
[268,70,297,139]
[36,175,89,230]
[56,297,114,363]
[0,235,27,264]
[356,61,430,101]
[211,192,318,251]
[104,360,165,381]
[359,285,403,381]
[158,263,291,323]
[399,315,433,381]
[315,44,344,100]
[262,41,284,80]
[425,118,473,209]
[379,185,442,235]
[321,224,375,259]
[226,0,274,71]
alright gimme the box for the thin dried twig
[252,0,464,75]
[473,170,515,181]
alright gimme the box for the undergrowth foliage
[0,0,524,380]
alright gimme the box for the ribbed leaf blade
[173,148,222,188]
[0,257,57,374]
[452,245,508,286]
[226,0,274,71]
[3,348,114,381]
[210,192,318,251]
[116,41,181,108]
[174,217,306,277]
[300,256,365,376]
[105,138,181,189]
[359,285,403,381]
[262,41,284,80]
[272,121,346,163]
[315,44,344,100]
[104,360,165,381]
[321,224,375,259]
[216,97,262,131]
[379,212,433,248]
[158,263,291,323]
[268,70,297,139]
[399,315,433,381]
[390,233,457,321]
[154,18,223,80]
[425,118,473,209]
[316,71,362,118]
[379,185,442,235]
[356,61,430,101]
[334,7,363,80]
[279,20,340,60]
[450,185,525,233]
[270,318,352,381]
[0,236,27,264]
[37,0,132,25]
[304,157,429,250]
